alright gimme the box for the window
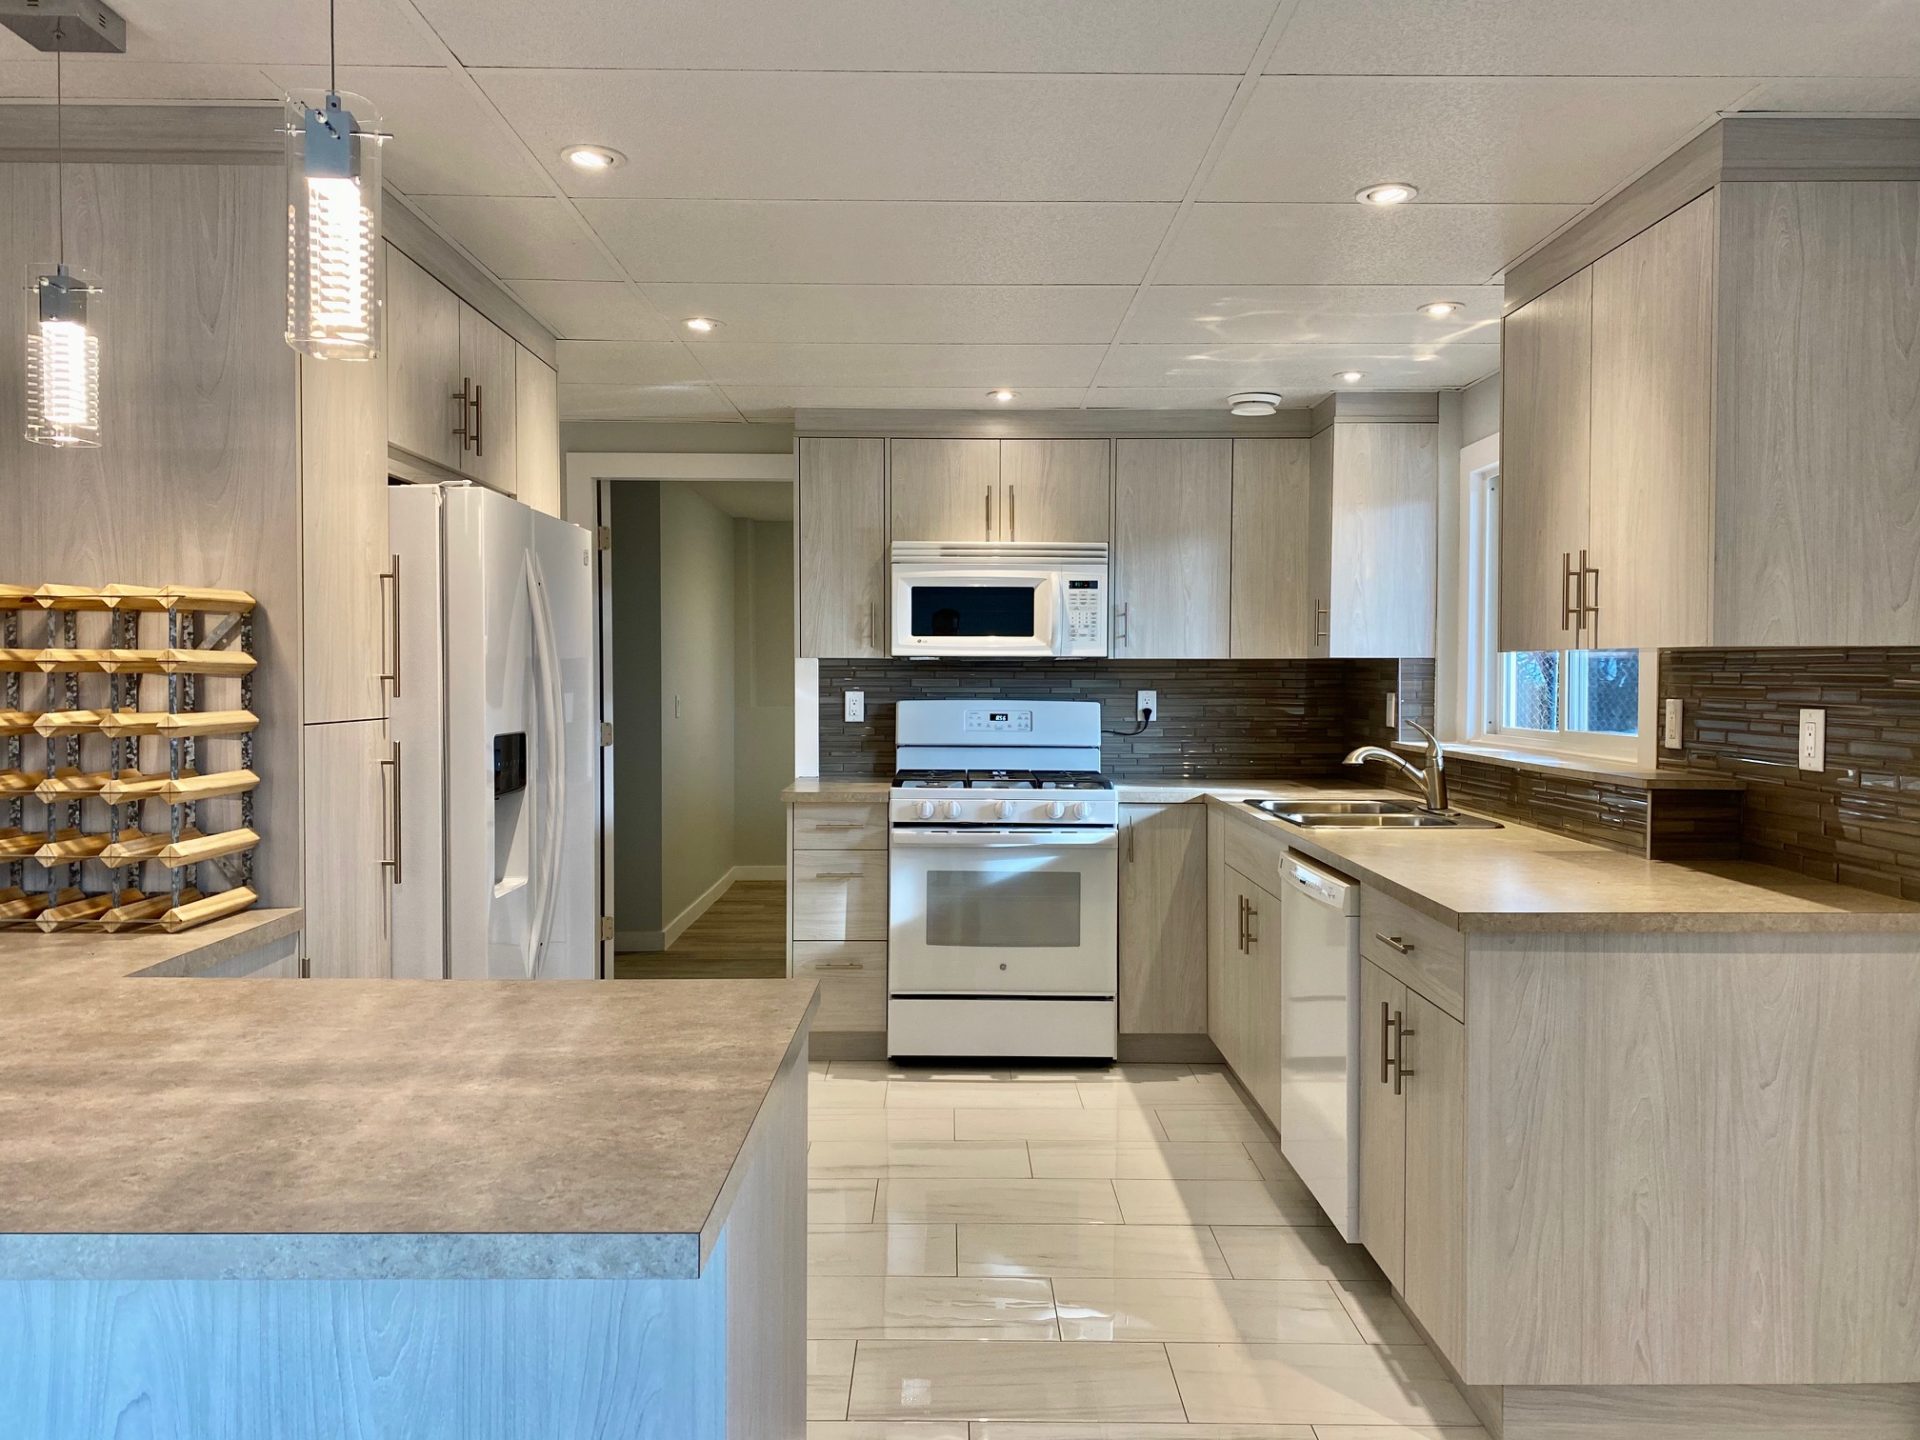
[1457,439,1652,764]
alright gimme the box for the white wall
[1437,371,1502,738]
[733,520,795,868]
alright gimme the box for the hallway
[616,880,787,978]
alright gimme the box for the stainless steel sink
[1244,797,1502,830]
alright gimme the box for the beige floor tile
[838,1062,1013,1082]
[1155,1106,1276,1142]
[812,1079,891,1110]
[1029,1142,1261,1180]
[1054,1277,1367,1345]
[955,1108,1167,1143]
[847,1340,1186,1421]
[1114,1178,1327,1226]
[1211,1226,1377,1283]
[809,1224,959,1277]
[1245,1141,1308,1185]
[887,1081,1086,1109]
[958,1222,1231,1278]
[810,1141,1034,1179]
[972,1425,1315,1439]
[812,1179,880,1226]
[1075,1072,1245,1109]
[812,1111,958,1144]
[806,1423,972,1440]
[1329,1281,1423,1345]
[809,1339,857,1421]
[1167,1343,1480,1426]
[881,1178,1124,1224]
[1311,1427,1489,1439]
[810,1275,1060,1340]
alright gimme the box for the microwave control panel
[1064,578,1103,643]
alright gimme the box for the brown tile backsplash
[1660,648,1920,899]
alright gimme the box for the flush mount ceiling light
[987,389,1017,403]
[1419,300,1463,318]
[683,316,720,333]
[1227,391,1282,417]
[562,145,625,172]
[1335,370,1365,384]
[1356,182,1417,206]
[283,0,389,362]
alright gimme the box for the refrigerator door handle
[525,552,568,979]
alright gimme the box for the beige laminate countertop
[786,774,1920,935]
[0,912,818,1281]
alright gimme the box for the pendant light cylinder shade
[284,91,385,361]
[24,264,102,448]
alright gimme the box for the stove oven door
[888,828,1118,996]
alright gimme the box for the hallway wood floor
[615,879,787,978]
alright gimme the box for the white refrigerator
[389,484,599,980]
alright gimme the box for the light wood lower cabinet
[1118,803,1207,1037]
[794,941,887,1031]
[792,851,888,942]
[1210,859,1282,1131]
[302,719,392,978]
[1359,957,1407,1290]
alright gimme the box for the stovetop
[893,768,1113,792]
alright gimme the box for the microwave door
[892,570,1053,656]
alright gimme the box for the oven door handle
[889,828,1118,849]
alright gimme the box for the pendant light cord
[54,37,64,265]
[328,0,337,95]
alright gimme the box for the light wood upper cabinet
[385,246,461,471]
[1499,268,1593,654]
[1112,439,1232,658]
[799,438,888,658]
[514,346,563,518]
[999,439,1110,543]
[1230,438,1314,657]
[457,305,518,494]
[302,718,392,978]
[1307,427,1334,658]
[1587,190,1715,651]
[889,438,1000,542]
[300,350,390,725]
[1118,803,1208,1038]
[1326,422,1437,658]
[1359,957,1408,1291]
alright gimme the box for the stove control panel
[889,791,1118,828]
[962,707,1034,734]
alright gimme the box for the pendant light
[24,36,103,449]
[284,0,388,361]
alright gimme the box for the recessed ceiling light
[987,389,1017,403]
[1335,370,1365,384]
[1419,300,1463,318]
[1356,182,1417,206]
[683,316,720,333]
[1228,391,1282,417]
[562,145,625,173]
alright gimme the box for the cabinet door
[1588,190,1715,650]
[385,246,462,470]
[1327,422,1437,658]
[1403,990,1467,1364]
[799,438,887,658]
[1230,438,1315,657]
[1500,269,1593,654]
[303,718,392,978]
[458,304,519,493]
[514,345,563,517]
[1307,426,1334,657]
[1113,439,1232,658]
[1206,808,1232,1060]
[890,438,999,542]
[1118,803,1208,1037]
[1239,874,1285,1132]
[1000,439,1110,543]
[1359,958,1408,1289]
[301,349,390,724]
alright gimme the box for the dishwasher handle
[1282,851,1358,911]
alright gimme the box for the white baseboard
[624,863,786,953]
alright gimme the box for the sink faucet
[1344,721,1449,813]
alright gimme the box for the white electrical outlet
[1798,709,1826,772]
[1663,697,1684,749]
[1385,692,1398,728]
[1136,689,1158,722]
[844,690,865,723]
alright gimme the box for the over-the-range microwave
[890,541,1108,658]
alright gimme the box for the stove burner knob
[945,800,963,820]
[1047,800,1068,821]
[997,799,1017,820]
[1071,801,1094,821]
[916,800,936,820]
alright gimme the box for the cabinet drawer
[1222,813,1289,892]
[1360,887,1464,1020]
[794,803,888,850]
[795,942,887,1031]
[793,851,889,941]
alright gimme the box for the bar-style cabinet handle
[452,377,474,450]
[1246,898,1259,946]
[814,961,866,971]
[1237,895,1249,951]
[1008,485,1016,540]
[471,383,485,458]
[1115,602,1130,645]
[813,870,863,881]
[1314,600,1330,645]
[380,740,403,886]
[1392,1009,1416,1096]
[985,488,993,540]
[1560,551,1576,633]
[1580,550,1600,635]
[1380,1001,1393,1085]
[378,552,400,698]
[1374,932,1413,955]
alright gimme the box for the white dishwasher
[1278,850,1362,1239]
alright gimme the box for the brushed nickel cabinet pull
[813,870,863,881]
[1237,895,1249,951]
[1580,551,1600,635]
[1115,602,1130,646]
[985,488,993,540]
[452,377,473,450]
[812,822,864,831]
[1560,551,1576,633]
[1127,815,1136,863]
[1314,599,1330,646]
[814,961,865,971]
[378,552,400,698]
[1380,1001,1393,1085]
[1246,899,1258,946]
[1375,932,1413,955]
[380,740,403,887]
[1392,1009,1416,1096]
[471,383,485,458]
[1008,485,1016,540]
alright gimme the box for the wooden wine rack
[0,583,259,933]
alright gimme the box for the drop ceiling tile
[0,60,282,100]
[1270,0,1920,77]
[579,200,1176,284]
[12,0,444,66]
[559,383,738,421]
[695,343,1105,389]
[510,282,676,341]
[410,0,1275,73]
[722,386,1093,420]
[1092,343,1501,391]
[476,70,1235,202]
[1119,285,1504,344]
[1088,387,1328,413]
[637,284,1133,344]
[557,341,710,386]
[1158,202,1580,286]
[1208,76,1751,204]
[410,196,622,281]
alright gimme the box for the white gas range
[886,699,1118,1061]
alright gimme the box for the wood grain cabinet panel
[1118,803,1208,1037]
[514,346,563,518]
[1230,438,1315,658]
[1359,887,1465,1022]
[792,851,888,942]
[301,350,389,725]
[999,439,1110,543]
[792,803,889,850]
[1402,991,1466,1365]
[1112,439,1232,658]
[1326,422,1437,658]
[1359,957,1407,1291]
[458,305,519,494]
[798,438,888,658]
[1236,871,1285,1133]
[889,438,1000,542]
[302,719,391,978]
[793,941,887,1031]
[384,246,462,471]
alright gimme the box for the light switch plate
[1663,697,1684,749]
[844,690,865,723]
[1385,692,1398,728]
[1798,708,1825,772]
[1136,690,1158,722]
